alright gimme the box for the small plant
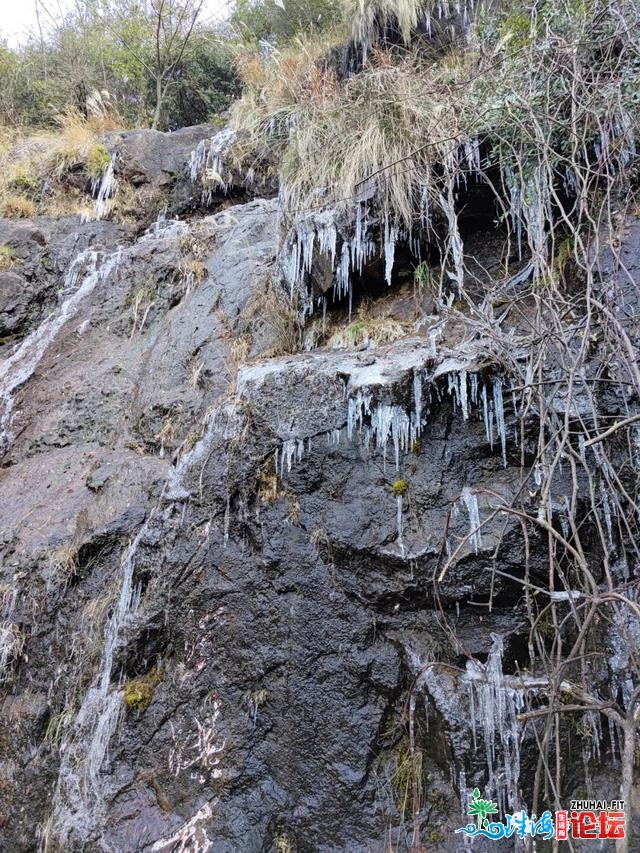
[413,260,433,292]
[86,143,111,179]
[48,544,79,588]
[231,334,251,366]
[127,279,156,336]
[8,167,37,194]
[245,687,268,725]
[188,354,205,390]
[0,245,17,271]
[258,457,284,505]
[391,479,409,496]
[122,666,163,713]
[177,258,207,291]
[44,708,76,746]
[273,834,293,853]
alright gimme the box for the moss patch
[87,143,112,179]
[123,666,163,713]
[0,245,18,271]
[391,479,409,496]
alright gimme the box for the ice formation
[149,801,216,853]
[416,635,525,820]
[91,154,117,220]
[277,368,511,478]
[464,635,523,816]
[460,487,483,554]
[0,247,122,457]
[188,126,237,202]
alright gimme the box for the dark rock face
[0,187,638,853]
[105,125,243,220]
[107,125,218,189]
[0,217,131,344]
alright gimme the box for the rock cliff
[0,124,639,853]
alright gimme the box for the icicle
[608,717,618,763]
[413,371,423,436]
[428,326,439,357]
[280,438,306,475]
[493,377,507,466]
[223,494,230,547]
[188,126,237,201]
[383,216,398,286]
[460,487,482,553]
[600,485,614,549]
[439,186,465,292]
[459,371,469,421]
[470,373,478,406]
[396,494,405,557]
[481,384,490,445]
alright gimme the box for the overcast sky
[1,0,233,47]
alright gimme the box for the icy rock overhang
[188,126,238,201]
[237,334,514,474]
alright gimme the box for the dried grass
[0,108,124,218]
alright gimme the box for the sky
[0,0,233,47]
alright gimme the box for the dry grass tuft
[343,0,425,48]
[232,42,470,230]
[0,108,124,219]
[327,314,409,348]
[1,194,36,218]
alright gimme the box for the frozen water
[189,126,237,202]
[460,487,483,553]
[0,248,121,457]
[89,154,117,220]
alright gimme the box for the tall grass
[0,106,123,218]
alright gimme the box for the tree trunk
[617,716,635,853]
[151,76,163,129]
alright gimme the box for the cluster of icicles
[190,96,636,323]
[277,137,482,318]
[188,126,240,204]
[79,153,118,223]
[275,368,513,480]
[273,367,513,559]
[412,634,526,826]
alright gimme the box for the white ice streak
[91,154,117,220]
[149,801,216,853]
[0,248,121,456]
[460,487,482,553]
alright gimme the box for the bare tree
[107,0,205,128]
[149,0,205,128]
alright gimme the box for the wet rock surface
[0,183,638,853]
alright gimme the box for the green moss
[391,478,409,496]
[185,430,200,449]
[499,11,534,49]
[123,667,163,713]
[87,143,112,179]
